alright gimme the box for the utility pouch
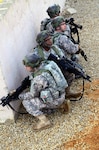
[40,89,53,103]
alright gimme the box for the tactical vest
[36,45,61,60]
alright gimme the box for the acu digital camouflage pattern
[40,17,71,37]
[53,32,79,59]
[32,44,74,86]
[19,62,67,117]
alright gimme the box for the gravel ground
[0,0,99,150]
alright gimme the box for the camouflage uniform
[19,61,67,117]
[40,4,71,37]
[53,31,79,59]
[33,30,75,86]
[40,18,71,37]
[40,18,54,33]
[40,4,60,33]
[32,44,65,60]
[50,16,79,61]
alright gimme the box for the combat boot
[65,87,82,98]
[33,114,51,131]
[59,100,70,114]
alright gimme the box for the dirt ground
[59,80,99,150]
[59,0,99,149]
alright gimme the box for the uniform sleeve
[59,35,79,54]
[30,74,48,97]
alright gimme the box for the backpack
[40,18,51,31]
[38,61,68,91]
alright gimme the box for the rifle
[65,17,82,44]
[65,18,87,61]
[48,54,91,82]
[0,76,30,107]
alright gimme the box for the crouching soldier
[19,53,69,131]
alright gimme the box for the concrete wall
[0,0,65,122]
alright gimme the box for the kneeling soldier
[19,53,69,131]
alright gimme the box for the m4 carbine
[65,18,87,61]
[0,76,30,107]
[65,17,82,44]
[48,54,91,82]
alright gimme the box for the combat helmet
[23,53,41,68]
[36,30,51,45]
[47,4,60,18]
[51,16,65,29]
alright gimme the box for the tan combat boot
[59,100,70,114]
[33,114,51,131]
[65,87,82,98]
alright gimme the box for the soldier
[40,4,71,37]
[19,53,69,131]
[33,30,65,60]
[32,30,81,98]
[51,16,82,61]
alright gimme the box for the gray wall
[0,0,65,91]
